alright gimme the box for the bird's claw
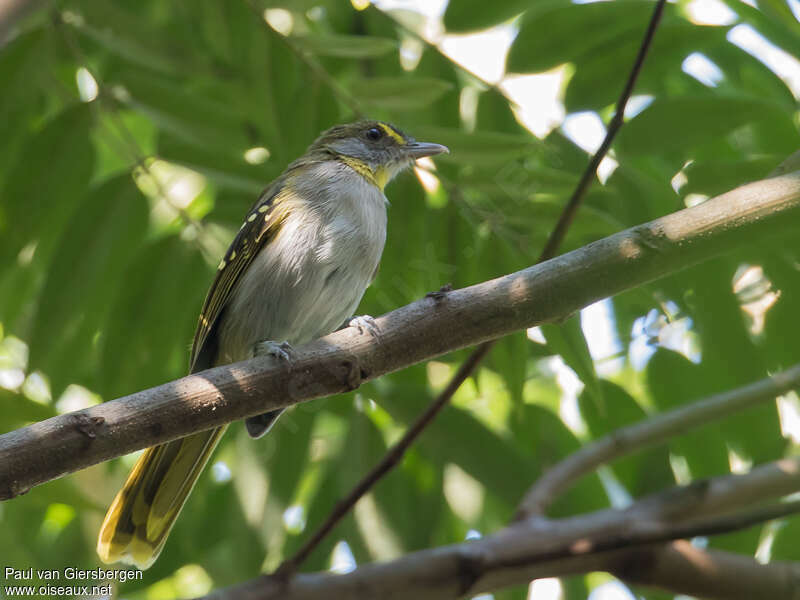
[348,315,380,339]
[426,283,453,302]
[253,340,295,362]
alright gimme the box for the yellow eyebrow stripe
[378,123,405,144]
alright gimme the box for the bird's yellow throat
[340,156,391,191]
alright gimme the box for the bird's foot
[252,340,295,362]
[246,341,291,440]
[348,315,381,340]
[426,283,453,302]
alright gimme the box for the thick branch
[516,363,800,518]
[1,171,799,500]
[611,540,800,600]
[196,457,800,600]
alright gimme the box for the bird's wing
[189,176,293,372]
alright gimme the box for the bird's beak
[403,141,449,159]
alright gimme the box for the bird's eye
[365,127,383,141]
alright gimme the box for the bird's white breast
[217,161,387,363]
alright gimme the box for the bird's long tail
[96,426,227,569]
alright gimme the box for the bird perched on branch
[96,121,448,569]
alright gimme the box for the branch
[610,540,800,600]
[196,457,800,600]
[516,363,800,519]
[1,171,799,500]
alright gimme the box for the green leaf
[72,20,180,74]
[260,405,318,507]
[348,77,454,110]
[514,404,608,517]
[603,162,678,228]
[645,349,730,479]
[165,455,264,584]
[475,89,529,135]
[507,0,656,73]
[682,156,778,197]
[703,41,799,111]
[340,408,439,556]
[759,253,800,372]
[490,333,530,405]
[0,389,55,431]
[561,576,591,600]
[443,0,538,33]
[28,175,149,393]
[292,34,397,58]
[158,132,271,195]
[378,371,532,511]
[0,28,48,191]
[412,126,541,165]
[339,406,387,491]
[494,585,529,600]
[616,96,790,160]
[279,409,372,569]
[678,260,784,465]
[98,236,209,398]
[770,517,800,560]
[564,23,728,112]
[0,105,94,264]
[113,68,250,153]
[541,316,603,409]
[579,381,674,498]
[719,0,800,59]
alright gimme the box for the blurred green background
[0,0,799,598]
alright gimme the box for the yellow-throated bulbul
[97,121,448,569]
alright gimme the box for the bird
[96,120,448,569]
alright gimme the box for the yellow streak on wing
[190,180,289,371]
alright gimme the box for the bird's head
[308,120,448,190]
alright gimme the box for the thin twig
[538,0,667,262]
[515,363,800,519]
[274,341,493,577]
[272,0,668,576]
